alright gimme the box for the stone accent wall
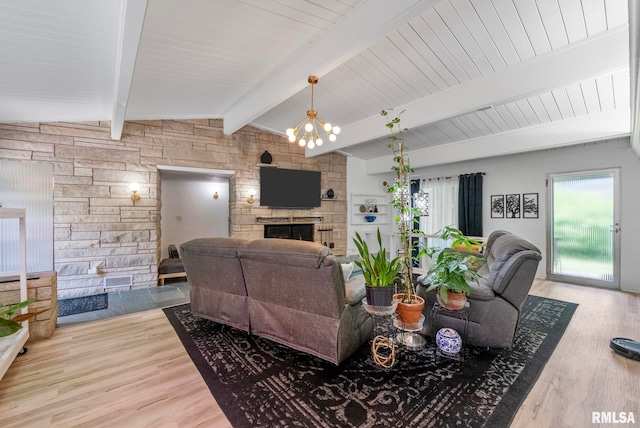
[0,120,347,298]
[0,271,57,341]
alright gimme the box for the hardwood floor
[515,280,640,427]
[0,279,638,427]
[0,310,231,428]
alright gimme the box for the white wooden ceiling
[0,0,635,172]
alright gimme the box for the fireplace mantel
[256,216,323,224]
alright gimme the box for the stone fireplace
[264,224,314,241]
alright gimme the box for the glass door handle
[610,223,621,233]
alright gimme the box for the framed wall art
[523,193,539,218]
[491,195,504,218]
[505,194,521,218]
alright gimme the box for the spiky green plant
[353,229,401,287]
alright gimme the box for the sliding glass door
[547,169,620,289]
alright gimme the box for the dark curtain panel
[458,174,483,236]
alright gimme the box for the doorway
[158,165,233,259]
[547,168,620,289]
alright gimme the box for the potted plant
[381,110,426,324]
[353,229,401,307]
[0,299,44,337]
[424,226,483,311]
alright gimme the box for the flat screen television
[260,167,321,208]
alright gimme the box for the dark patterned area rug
[163,295,576,428]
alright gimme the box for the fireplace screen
[264,224,313,241]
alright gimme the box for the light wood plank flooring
[0,279,638,428]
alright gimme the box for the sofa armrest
[344,274,366,306]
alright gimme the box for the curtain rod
[421,172,485,182]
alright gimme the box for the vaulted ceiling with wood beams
[0,0,637,173]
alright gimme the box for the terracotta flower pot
[394,293,425,324]
[437,290,467,311]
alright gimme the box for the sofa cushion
[158,257,185,274]
[341,262,354,281]
[344,274,366,306]
[468,280,496,301]
[336,255,363,276]
[238,238,332,269]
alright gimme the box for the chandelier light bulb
[284,76,339,150]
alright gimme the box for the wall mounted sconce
[213,191,219,199]
[247,188,256,204]
[129,182,140,201]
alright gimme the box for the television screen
[260,167,321,208]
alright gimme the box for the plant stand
[362,298,398,369]
[430,301,469,363]
[394,315,427,351]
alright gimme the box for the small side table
[362,298,398,369]
[394,315,427,351]
[430,301,469,362]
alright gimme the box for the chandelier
[286,76,340,149]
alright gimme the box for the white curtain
[422,178,458,235]
[418,178,458,269]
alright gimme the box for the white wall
[160,179,229,258]
[347,137,640,293]
[346,156,396,255]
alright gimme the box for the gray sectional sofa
[180,237,372,365]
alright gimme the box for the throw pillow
[341,262,354,281]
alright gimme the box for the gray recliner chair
[418,231,542,348]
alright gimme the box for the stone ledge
[0,271,57,341]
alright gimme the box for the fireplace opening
[264,224,314,241]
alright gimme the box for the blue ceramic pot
[435,328,462,354]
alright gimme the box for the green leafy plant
[0,299,42,338]
[381,109,426,303]
[435,225,481,251]
[424,226,483,303]
[353,229,401,287]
